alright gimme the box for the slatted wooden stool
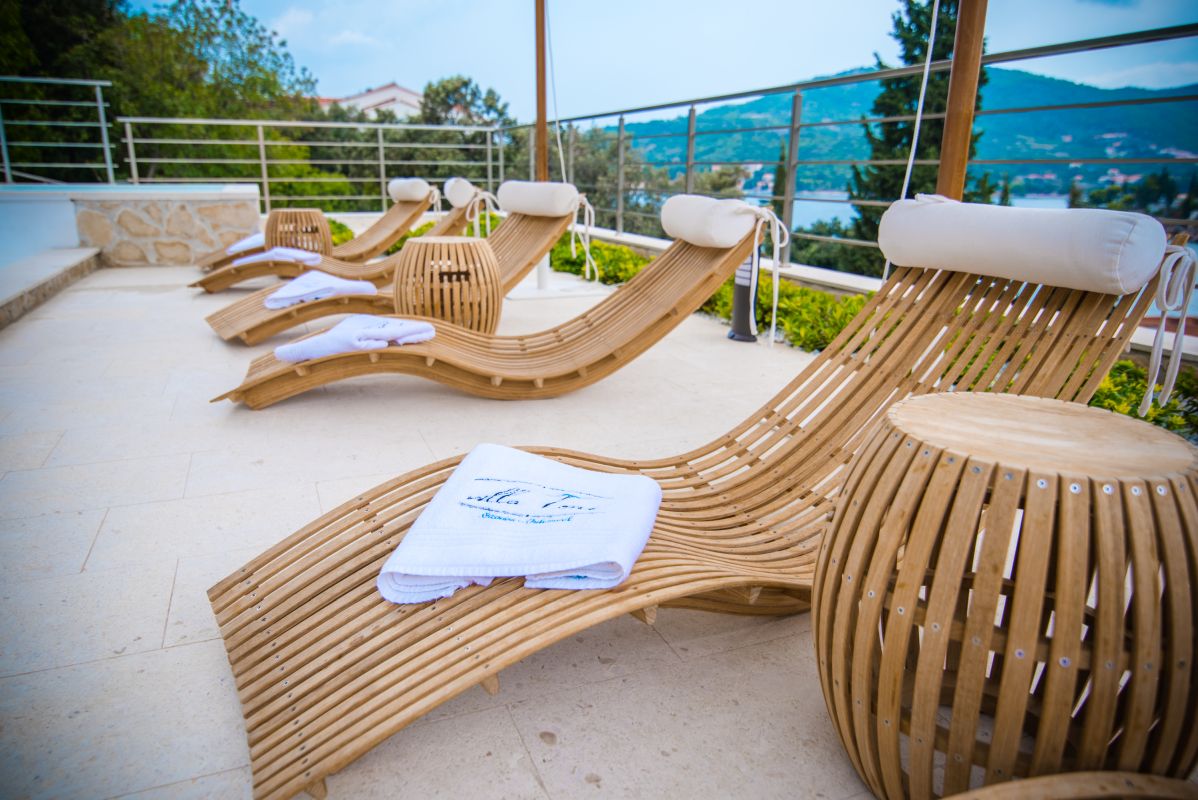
[392,236,502,334]
[814,392,1198,799]
[945,771,1198,799]
[265,209,334,254]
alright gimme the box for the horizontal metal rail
[116,115,493,133]
[0,76,111,87]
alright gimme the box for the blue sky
[143,0,1197,120]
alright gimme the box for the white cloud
[271,7,314,39]
[329,29,381,47]
[1081,61,1198,90]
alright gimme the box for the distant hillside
[620,67,1197,195]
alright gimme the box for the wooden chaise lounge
[205,206,572,345]
[192,188,440,293]
[209,203,1175,799]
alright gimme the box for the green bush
[328,218,354,246]
[701,277,870,352]
[381,211,502,255]
[549,235,652,285]
[1088,360,1198,440]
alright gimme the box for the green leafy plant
[701,277,870,352]
[549,236,652,284]
[327,218,354,246]
[1089,360,1198,440]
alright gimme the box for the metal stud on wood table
[392,236,503,334]
[813,392,1198,799]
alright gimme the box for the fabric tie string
[465,190,498,238]
[571,195,599,281]
[429,187,442,214]
[744,206,790,346]
[1139,243,1196,417]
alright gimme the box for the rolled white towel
[231,246,323,268]
[377,443,663,604]
[274,315,435,363]
[264,270,378,309]
[226,231,265,256]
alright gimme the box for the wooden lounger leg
[630,605,658,625]
[304,777,328,799]
[480,674,501,696]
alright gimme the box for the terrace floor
[0,263,873,799]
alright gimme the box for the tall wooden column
[935,0,988,199]
[534,0,549,182]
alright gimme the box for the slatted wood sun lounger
[191,194,439,293]
[205,210,571,345]
[209,256,1160,800]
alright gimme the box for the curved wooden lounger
[206,211,572,345]
[191,195,440,292]
[947,771,1198,799]
[213,233,755,407]
[209,263,1157,800]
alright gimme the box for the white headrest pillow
[660,194,758,248]
[496,180,579,218]
[878,195,1167,295]
[443,178,478,209]
[387,178,432,203]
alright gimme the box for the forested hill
[621,67,1197,193]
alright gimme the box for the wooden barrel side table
[264,208,333,254]
[392,236,502,334]
[813,392,1198,799]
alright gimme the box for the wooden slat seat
[192,195,444,292]
[205,212,571,345]
[210,259,1159,799]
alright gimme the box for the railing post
[377,127,387,211]
[257,124,271,212]
[124,121,138,184]
[684,105,697,194]
[616,115,626,234]
[0,102,10,183]
[485,129,494,191]
[780,90,803,236]
[95,84,115,183]
[567,125,575,184]
[497,129,505,185]
[527,127,535,181]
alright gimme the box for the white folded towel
[225,231,265,256]
[377,443,663,604]
[274,315,435,363]
[232,246,323,268]
[264,270,378,309]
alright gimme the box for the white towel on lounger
[231,246,322,268]
[226,231,265,255]
[377,443,662,604]
[274,315,435,363]
[264,270,378,309]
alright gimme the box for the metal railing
[118,117,501,212]
[0,76,116,183]
[502,22,1198,253]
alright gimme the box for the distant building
[317,83,423,119]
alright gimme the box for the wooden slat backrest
[484,212,575,291]
[329,197,430,260]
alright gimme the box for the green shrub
[328,218,354,246]
[701,277,870,352]
[549,235,652,285]
[1089,359,1198,440]
[381,212,502,255]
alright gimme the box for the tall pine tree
[847,0,987,275]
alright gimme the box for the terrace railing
[502,22,1198,256]
[0,76,116,184]
[117,117,502,213]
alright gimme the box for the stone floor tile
[0,509,106,583]
[651,607,810,661]
[0,453,191,519]
[0,640,248,800]
[0,559,175,676]
[165,546,264,648]
[0,429,62,471]
[109,767,253,800]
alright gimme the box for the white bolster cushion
[387,178,432,203]
[443,178,478,209]
[660,194,757,248]
[496,180,579,218]
[878,195,1167,295]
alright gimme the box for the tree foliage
[418,76,513,127]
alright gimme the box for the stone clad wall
[74,197,260,267]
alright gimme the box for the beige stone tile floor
[0,263,877,799]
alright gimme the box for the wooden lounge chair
[208,221,1170,799]
[205,207,571,345]
[192,191,439,293]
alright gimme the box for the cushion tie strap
[430,187,442,214]
[466,190,498,238]
[571,195,598,281]
[1140,243,1196,416]
[746,207,790,345]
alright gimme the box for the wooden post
[534,0,549,182]
[935,0,988,200]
